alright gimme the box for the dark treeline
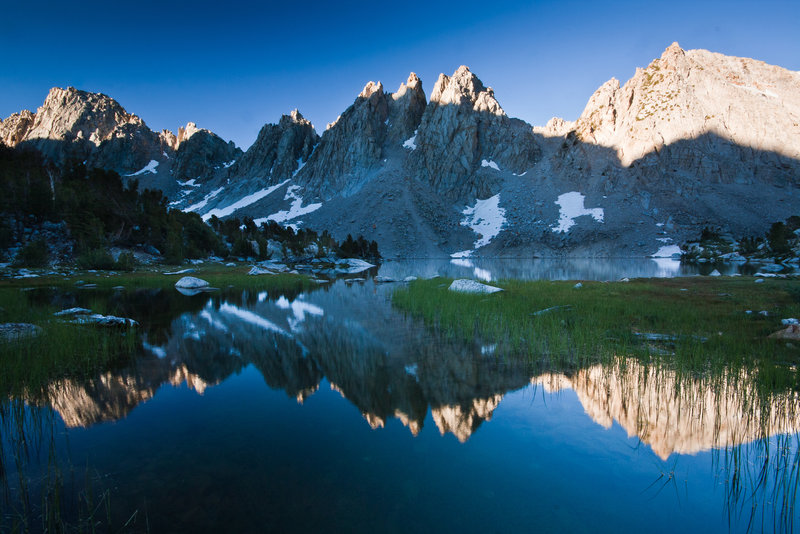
[0,145,379,267]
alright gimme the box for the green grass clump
[0,288,138,398]
[392,277,800,383]
[0,268,316,397]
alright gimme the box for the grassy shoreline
[392,276,800,385]
[0,267,315,397]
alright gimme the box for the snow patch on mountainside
[551,192,604,233]
[402,130,417,150]
[481,159,500,171]
[184,187,225,213]
[255,185,321,226]
[293,157,306,177]
[201,180,290,221]
[451,194,506,257]
[126,160,159,176]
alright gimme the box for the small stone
[0,323,42,343]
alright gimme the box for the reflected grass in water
[0,400,149,533]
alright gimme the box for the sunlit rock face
[540,42,800,205]
[535,358,800,460]
[0,87,167,174]
[568,43,800,167]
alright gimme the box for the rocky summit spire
[293,78,391,197]
[232,109,318,183]
[430,66,505,116]
[359,81,384,99]
[409,66,537,199]
[173,125,242,183]
[386,72,427,145]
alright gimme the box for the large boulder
[448,279,503,294]
[174,276,209,289]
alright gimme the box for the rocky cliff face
[0,87,166,172]
[172,122,242,183]
[295,73,428,198]
[507,42,800,257]
[0,88,241,194]
[232,110,318,184]
[409,66,539,200]
[3,44,799,258]
[569,43,800,168]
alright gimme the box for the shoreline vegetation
[393,276,800,379]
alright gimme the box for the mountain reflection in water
[5,262,800,533]
[32,279,800,458]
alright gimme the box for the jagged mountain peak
[662,41,684,58]
[405,72,421,89]
[177,121,203,144]
[224,108,318,187]
[285,109,309,125]
[0,86,166,174]
[359,80,384,99]
[31,86,147,147]
[392,72,423,101]
[430,66,504,116]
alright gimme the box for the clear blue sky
[2,0,798,149]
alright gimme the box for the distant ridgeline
[0,145,379,268]
[1,43,799,258]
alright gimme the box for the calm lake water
[2,259,798,533]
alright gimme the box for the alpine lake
[2,258,800,533]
